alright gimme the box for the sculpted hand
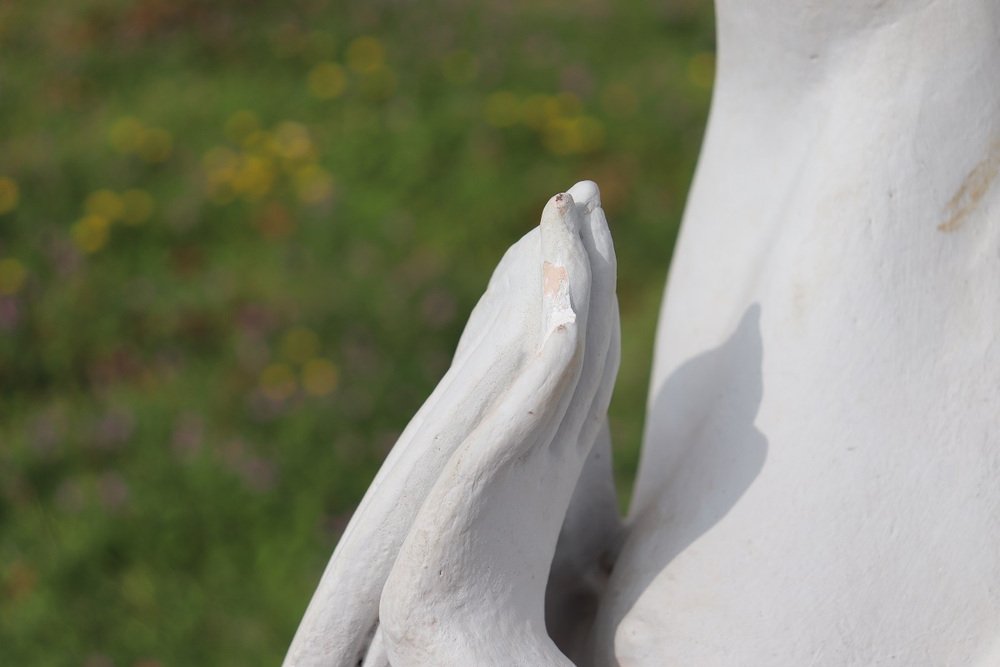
[284,182,621,667]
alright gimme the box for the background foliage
[0,1,714,664]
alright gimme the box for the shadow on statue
[593,303,767,663]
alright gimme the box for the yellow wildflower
[302,358,338,396]
[281,327,320,364]
[308,62,347,99]
[274,122,314,162]
[203,147,239,203]
[543,116,605,155]
[232,155,275,200]
[72,214,111,253]
[519,94,556,130]
[109,116,145,153]
[347,36,384,73]
[85,189,124,221]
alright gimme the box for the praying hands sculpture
[286,0,1000,664]
[287,181,622,666]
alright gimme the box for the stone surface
[284,185,621,666]
[595,1,1000,664]
[287,1,1000,663]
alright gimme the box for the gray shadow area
[595,304,767,660]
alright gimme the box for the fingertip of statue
[554,192,575,214]
[542,192,580,233]
[567,180,601,213]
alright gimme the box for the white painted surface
[595,1,1000,664]
[285,186,621,666]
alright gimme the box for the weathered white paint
[286,0,1000,663]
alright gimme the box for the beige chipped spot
[543,261,568,296]
[939,139,1000,233]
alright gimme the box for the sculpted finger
[285,229,551,666]
[380,215,590,664]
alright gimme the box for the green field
[0,1,714,664]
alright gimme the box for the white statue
[286,0,1000,663]
[286,182,622,666]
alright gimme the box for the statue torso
[597,2,1000,663]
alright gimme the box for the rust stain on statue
[543,261,568,296]
[939,139,1000,233]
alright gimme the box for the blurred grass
[0,1,714,664]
